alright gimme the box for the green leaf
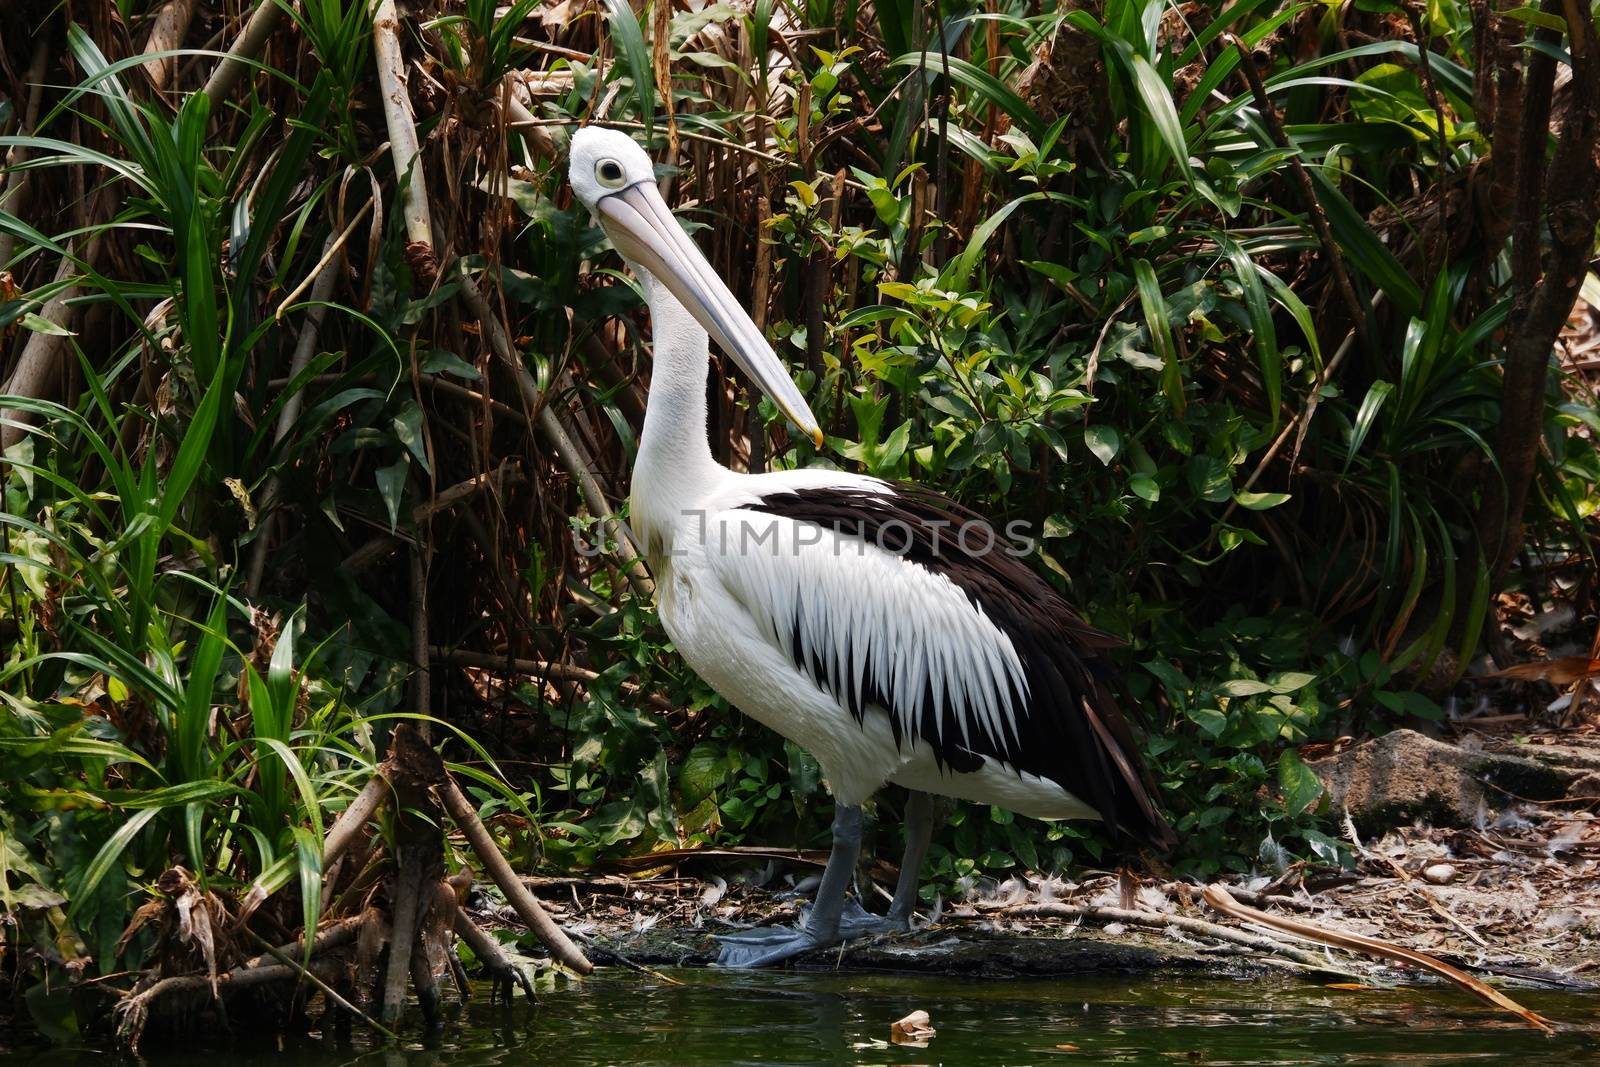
[941,193,1044,292]
[1277,750,1324,818]
[376,457,409,531]
[1269,671,1317,694]
[1085,425,1121,466]
[601,0,654,132]
[421,349,481,380]
[678,743,727,803]
[391,400,431,475]
[19,312,75,337]
[1117,43,1195,184]
[1221,678,1272,697]
[1233,491,1290,510]
[889,52,1043,138]
[1221,239,1281,425]
[1133,259,1183,413]
[69,807,160,919]
[1129,472,1160,502]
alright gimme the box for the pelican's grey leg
[715,802,862,967]
[805,801,862,939]
[887,790,938,925]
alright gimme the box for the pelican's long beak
[596,181,824,447]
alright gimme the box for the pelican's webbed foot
[713,924,829,968]
[714,899,901,967]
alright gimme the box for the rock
[1421,863,1457,885]
[1307,729,1575,833]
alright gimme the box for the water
[13,970,1599,1066]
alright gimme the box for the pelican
[567,127,1174,967]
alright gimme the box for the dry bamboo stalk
[1202,885,1554,1032]
[437,777,593,974]
[372,0,436,283]
[202,0,286,106]
[142,0,199,92]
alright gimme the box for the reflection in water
[5,970,1597,1066]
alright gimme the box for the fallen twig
[1201,885,1554,1033]
[987,901,1354,977]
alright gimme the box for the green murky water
[12,969,1599,1065]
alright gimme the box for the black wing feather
[747,483,1175,851]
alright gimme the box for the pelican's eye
[596,159,627,189]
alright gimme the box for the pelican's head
[568,126,822,447]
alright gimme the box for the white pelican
[567,127,1174,966]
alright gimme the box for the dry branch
[1225,34,1372,357]
[1202,885,1554,1032]
[436,775,593,974]
[456,271,654,599]
[320,774,390,869]
[453,911,535,1001]
[429,644,673,710]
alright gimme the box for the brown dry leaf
[1055,1043,1081,1051]
[890,1009,936,1046]
[1482,656,1600,686]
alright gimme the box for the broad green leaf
[1277,750,1324,817]
[1233,491,1290,510]
[1085,425,1121,466]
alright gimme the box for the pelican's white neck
[631,266,723,550]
